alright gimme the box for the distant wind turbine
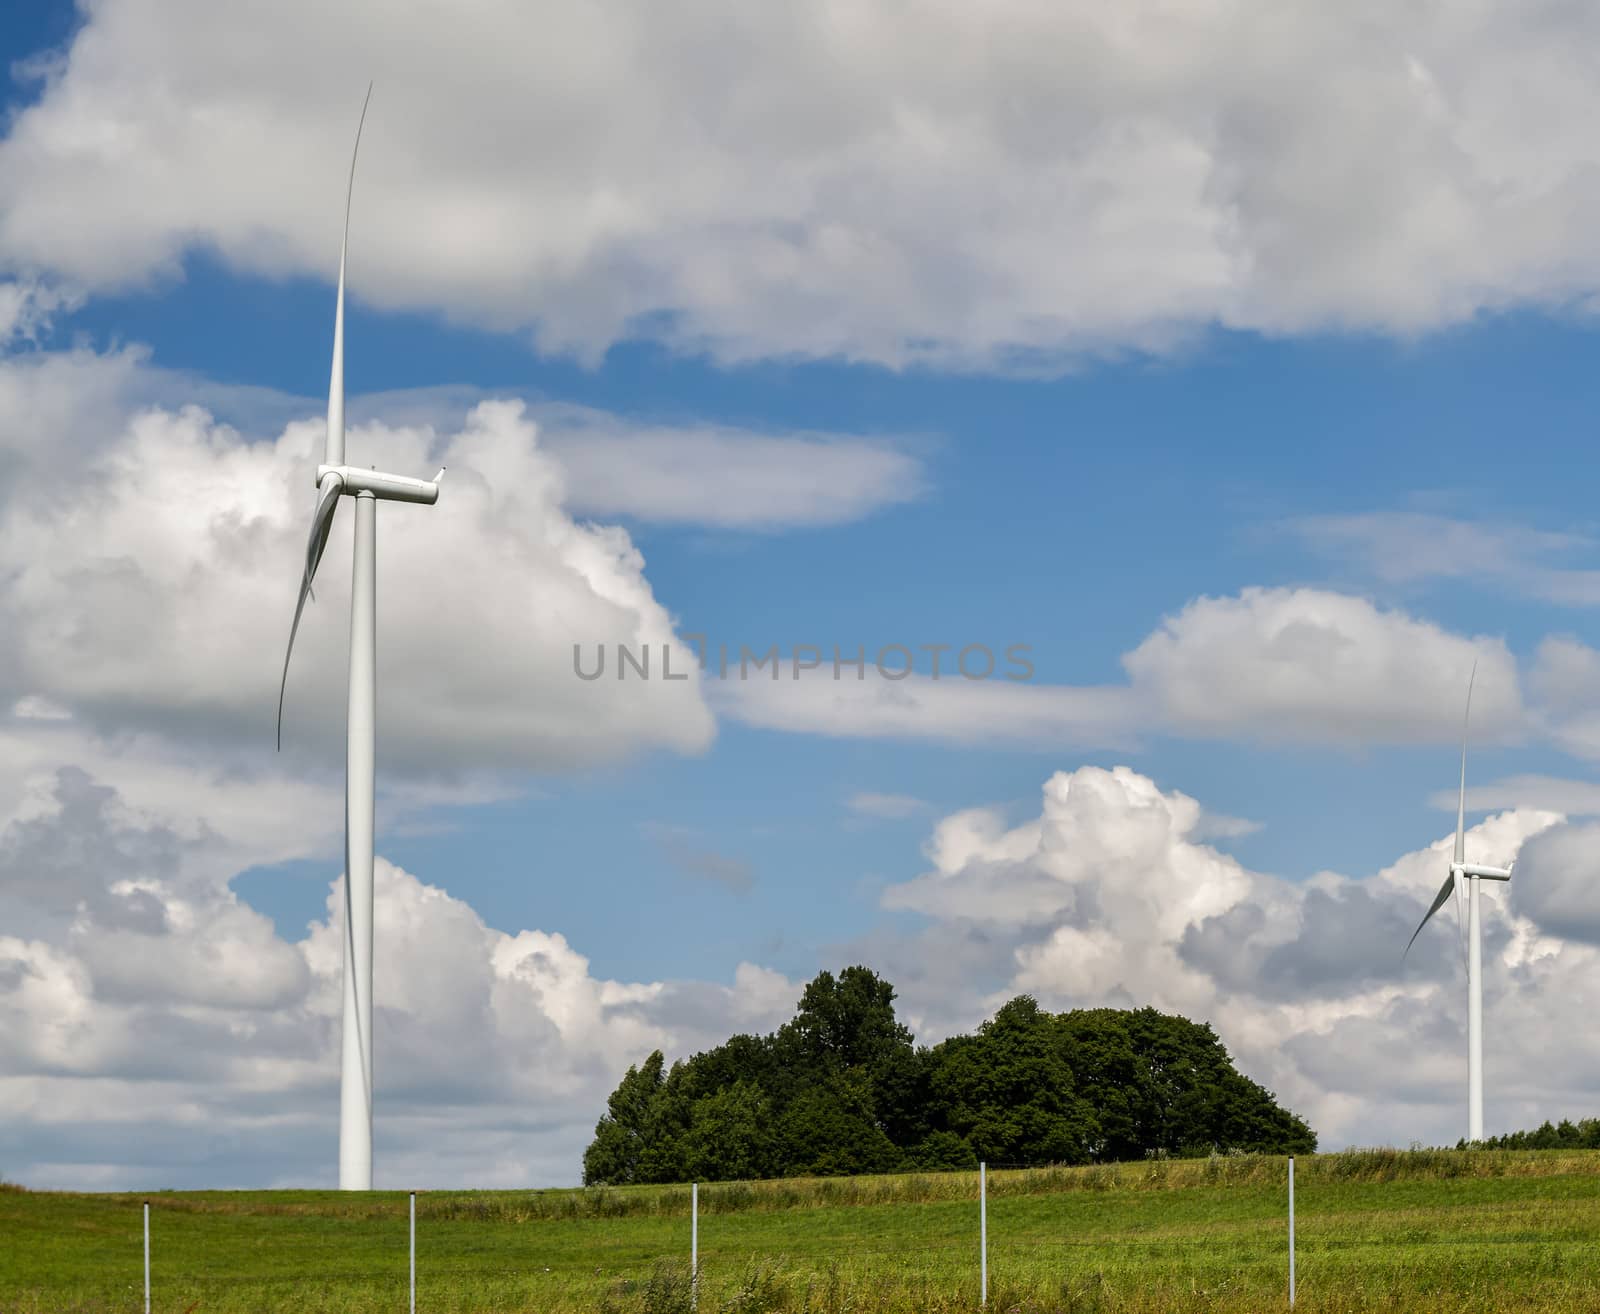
[277,85,445,1191]
[1405,663,1512,1143]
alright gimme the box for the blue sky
[6,0,1600,1187]
[111,264,1600,985]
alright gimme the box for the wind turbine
[1405,664,1512,1143]
[278,86,445,1191]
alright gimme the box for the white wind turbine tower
[1405,664,1513,1143]
[278,86,445,1191]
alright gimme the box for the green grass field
[5,1150,1600,1313]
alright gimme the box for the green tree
[1469,1117,1600,1150]
[1058,1007,1315,1157]
[905,1129,979,1171]
[926,996,1099,1165]
[582,1051,666,1185]
[681,1080,775,1181]
[772,1072,904,1177]
[677,1033,776,1101]
[582,974,1316,1182]
[776,966,914,1077]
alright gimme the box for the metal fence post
[1288,1156,1296,1309]
[980,1161,988,1306]
[143,1200,150,1314]
[691,1181,699,1311]
[410,1191,416,1314]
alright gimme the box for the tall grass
[69,1147,1595,1223]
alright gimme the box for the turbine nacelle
[317,463,444,505]
[1453,861,1512,882]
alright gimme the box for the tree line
[583,966,1316,1184]
[1463,1118,1600,1150]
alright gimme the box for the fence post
[691,1181,699,1311]
[980,1161,988,1307]
[1288,1156,1296,1309]
[410,1191,416,1314]
[143,1200,150,1314]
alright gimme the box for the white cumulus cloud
[9,3,1600,367]
[1122,587,1523,745]
[867,764,1584,1150]
[724,588,1527,750]
[0,351,715,773]
[0,756,797,1188]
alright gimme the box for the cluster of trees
[583,967,1316,1184]
[1464,1118,1600,1150]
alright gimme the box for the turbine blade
[1451,866,1468,972]
[277,478,345,749]
[1455,661,1475,865]
[327,82,372,469]
[1405,871,1460,960]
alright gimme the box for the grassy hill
[5,1150,1600,1312]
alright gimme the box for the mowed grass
[5,1150,1600,1312]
